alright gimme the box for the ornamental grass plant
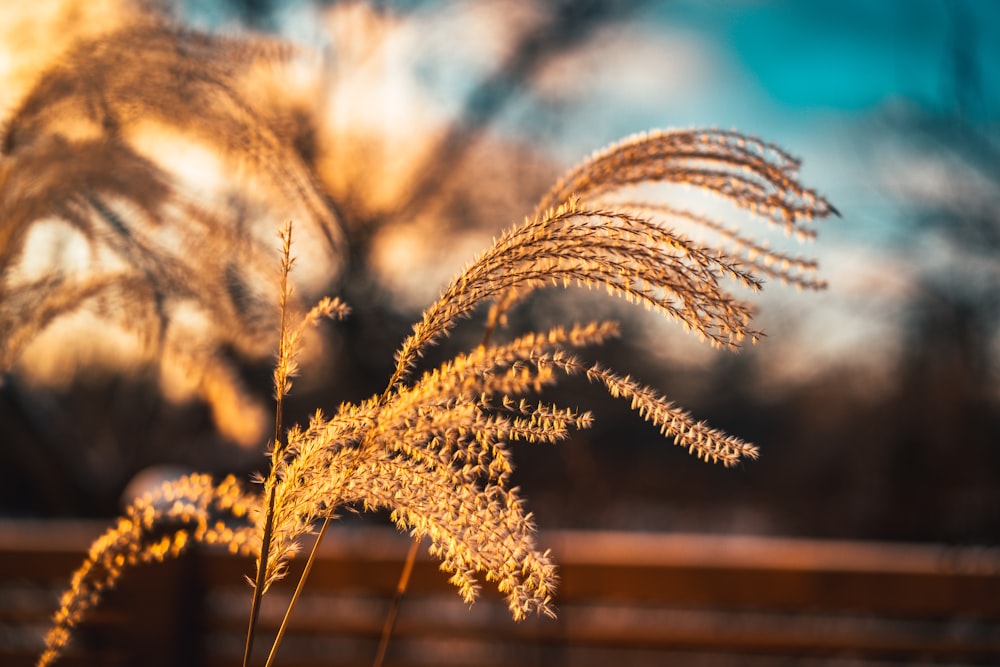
[36,127,835,666]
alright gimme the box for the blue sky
[661,0,1000,114]
[189,0,1000,377]
[602,0,1000,374]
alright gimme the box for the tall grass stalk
[37,128,835,667]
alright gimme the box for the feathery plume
[38,474,259,667]
[38,127,835,665]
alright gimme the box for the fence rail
[2,520,998,666]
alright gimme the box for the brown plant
[36,125,834,666]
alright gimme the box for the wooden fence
[2,519,999,666]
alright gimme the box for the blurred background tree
[2,0,998,545]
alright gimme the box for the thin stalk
[264,372,400,664]
[244,222,295,667]
[373,537,421,667]
[264,517,333,667]
[242,479,277,667]
[371,318,495,666]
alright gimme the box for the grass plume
[37,474,259,667]
[37,127,834,665]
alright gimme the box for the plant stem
[264,517,332,667]
[243,485,276,667]
[372,319,495,666]
[373,537,421,667]
[244,222,294,667]
[244,401,286,666]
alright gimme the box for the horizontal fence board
[1,520,998,666]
